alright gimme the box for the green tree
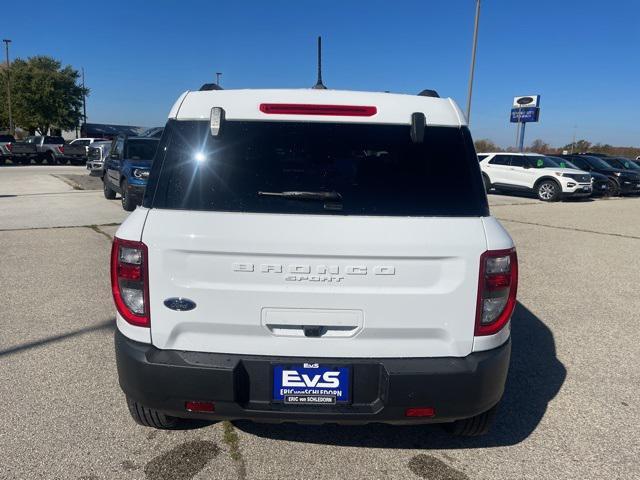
[0,56,88,134]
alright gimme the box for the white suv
[112,87,517,436]
[479,152,592,201]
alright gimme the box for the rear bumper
[115,330,511,425]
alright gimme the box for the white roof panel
[170,89,465,127]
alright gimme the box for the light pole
[465,0,481,125]
[216,72,222,86]
[82,67,87,137]
[2,39,13,135]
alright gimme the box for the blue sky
[5,0,639,147]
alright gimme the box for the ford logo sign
[517,96,534,105]
[164,297,197,311]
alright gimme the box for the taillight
[6,143,12,151]
[475,249,518,336]
[57,145,64,154]
[111,237,150,327]
[259,103,377,116]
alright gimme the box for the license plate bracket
[272,364,351,405]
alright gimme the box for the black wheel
[607,178,620,196]
[20,157,32,165]
[103,178,116,199]
[482,174,492,193]
[34,156,44,164]
[121,179,136,211]
[444,404,498,436]
[536,180,561,202]
[0,157,5,165]
[126,397,182,429]
[57,157,68,165]
[46,153,57,165]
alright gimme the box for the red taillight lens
[6,143,12,151]
[111,237,150,327]
[405,407,435,418]
[259,103,377,117]
[185,401,215,413]
[57,145,64,154]
[475,249,518,336]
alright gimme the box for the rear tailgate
[63,144,87,158]
[10,143,37,155]
[143,210,487,358]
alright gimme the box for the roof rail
[417,89,440,98]
[200,83,223,91]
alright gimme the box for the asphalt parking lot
[1,165,638,480]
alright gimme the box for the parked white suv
[479,152,592,201]
[112,87,517,436]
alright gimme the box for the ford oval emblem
[517,96,534,105]
[164,297,196,311]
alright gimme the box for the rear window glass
[0,135,15,142]
[72,139,91,147]
[146,120,488,217]
[125,139,159,160]
[44,136,64,144]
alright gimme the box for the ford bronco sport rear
[113,88,516,435]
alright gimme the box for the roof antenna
[312,36,327,89]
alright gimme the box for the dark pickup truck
[9,136,88,165]
[9,141,38,164]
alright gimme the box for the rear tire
[34,156,44,164]
[121,179,136,211]
[46,153,57,165]
[57,157,68,165]
[103,178,116,199]
[444,404,498,436]
[126,397,182,429]
[536,180,561,202]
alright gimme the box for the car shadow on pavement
[491,190,595,203]
[0,318,115,358]
[234,302,566,448]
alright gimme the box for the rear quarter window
[488,155,510,166]
[146,120,489,217]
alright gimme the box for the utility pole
[216,72,222,86]
[3,39,13,135]
[82,67,87,137]
[465,0,481,124]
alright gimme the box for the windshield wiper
[257,190,342,201]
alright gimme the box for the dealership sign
[511,95,541,123]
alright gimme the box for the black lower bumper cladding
[115,330,511,425]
